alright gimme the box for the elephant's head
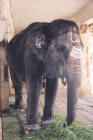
[43,19,83,125]
[43,20,83,79]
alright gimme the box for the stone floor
[55,86,93,126]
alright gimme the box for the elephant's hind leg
[9,68,24,110]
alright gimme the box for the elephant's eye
[49,43,55,50]
[72,27,77,32]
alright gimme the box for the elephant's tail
[0,39,8,48]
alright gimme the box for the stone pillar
[0,44,9,110]
[0,19,9,110]
[0,0,15,110]
[0,112,2,140]
[0,0,15,41]
[0,0,15,96]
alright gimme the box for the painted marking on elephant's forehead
[66,58,81,73]
[72,27,77,33]
[78,82,81,87]
[75,43,81,48]
[67,65,81,72]
[70,46,82,59]
[71,31,80,43]
[35,37,42,48]
[75,97,79,103]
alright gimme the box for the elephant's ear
[35,34,46,49]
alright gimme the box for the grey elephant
[6,19,83,131]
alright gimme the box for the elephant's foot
[9,104,25,111]
[67,121,72,126]
[2,109,10,114]
[41,118,53,126]
[24,124,40,133]
[67,118,74,126]
[16,106,25,112]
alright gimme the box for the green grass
[2,109,93,140]
[23,116,93,140]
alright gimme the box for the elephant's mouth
[43,49,63,78]
[46,71,60,79]
[43,56,64,78]
[44,63,61,78]
[44,56,67,79]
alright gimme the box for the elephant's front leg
[24,54,43,131]
[42,77,58,125]
[24,75,42,131]
[66,58,81,125]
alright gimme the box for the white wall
[71,1,93,25]
[10,0,91,33]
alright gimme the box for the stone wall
[70,2,93,95]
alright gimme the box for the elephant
[6,19,83,130]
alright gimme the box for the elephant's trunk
[66,46,82,125]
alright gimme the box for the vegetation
[2,108,93,140]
